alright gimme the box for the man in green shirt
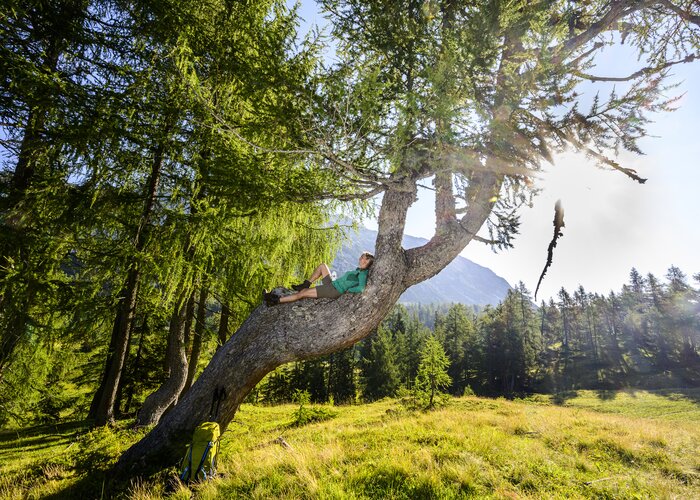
[264,252,374,306]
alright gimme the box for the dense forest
[258,266,700,404]
[2,259,698,427]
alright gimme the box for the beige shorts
[315,275,341,299]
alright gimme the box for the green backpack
[179,386,226,483]
[179,421,221,482]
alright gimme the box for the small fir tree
[415,335,452,409]
[362,326,400,401]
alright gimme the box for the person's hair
[361,251,375,268]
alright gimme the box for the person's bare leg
[292,264,330,292]
[308,263,331,283]
[279,287,318,304]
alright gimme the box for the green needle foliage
[1,0,356,425]
[415,334,452,409]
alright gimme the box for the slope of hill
[2,390,699,498]
[333,226,512,306]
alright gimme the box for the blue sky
[295,0,700,301]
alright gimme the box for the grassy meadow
[1,389,699,499]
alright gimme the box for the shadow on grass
[41,473,108,500]
[38,461,181,499]
[0,420,90,452]
[655,387,700,407]
[595,390,618,401]
[550,391,579,405]
[41,471,162,500]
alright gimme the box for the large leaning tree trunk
[114,175,499,475]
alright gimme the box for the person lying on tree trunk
[263,252,374,306]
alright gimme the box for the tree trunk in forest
[182,287,208,396]
[327,352,334,399]
[93,268,141,425]
[135,297,189,427]
[138,198,199,422]
[92,137,165,426]
[182,291,196,361]
[217,303,230,349]
[88,305,122,419]
[124,316,149,415]
[114,316,136,418]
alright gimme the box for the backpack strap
[212,439,221,469]
[193,441,213,481]
[179,445,193,482]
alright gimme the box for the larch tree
[114,0,699,474]
[0,0,103,376]
[415,334,452,408]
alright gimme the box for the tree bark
[114,314,136,418]
[135,296,189,426]
[182,291,196,360]
[217,302,230,349]
[123,315,149,415]
[93,268,141,425]
[88,303,122,419]
[182,287,208,396]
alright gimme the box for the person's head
[358,251,374,270]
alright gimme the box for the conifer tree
[439,303,478,394]
[328,347,357,404]
[0,0,113,375]
[415,334,451,409]
[362,326,401,400]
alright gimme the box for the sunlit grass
[1,390,699,498]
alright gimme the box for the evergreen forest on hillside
[2,263,698,428]
[258,267,700,405]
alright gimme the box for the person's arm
[346,270,367,293]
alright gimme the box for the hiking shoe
[263,290,280,306]
[292,280,311,291]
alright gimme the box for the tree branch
[434,171,456,232]
[575,53,697,82]
[403,168,502,287]
[655,0,700,27]
[535,200,565,300]
[203,109,388,185]
[552,1,654,65]
[308,185,385,202]
[524,111,648,184]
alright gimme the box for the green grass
[1,390,699,499]
[543,388,700,420]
